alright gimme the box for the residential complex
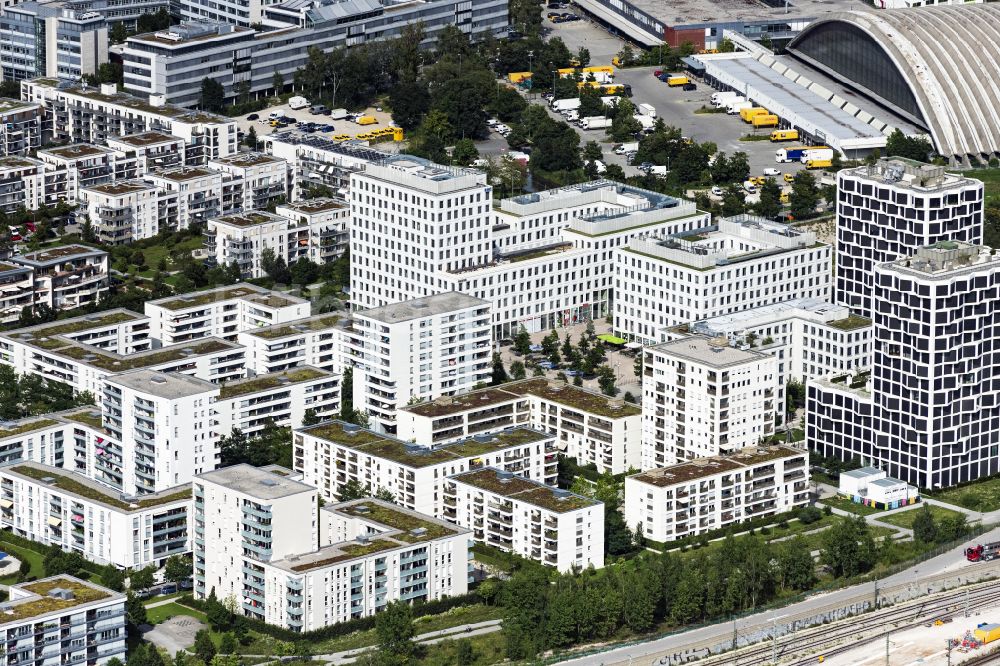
[641,337,777,469]
[624,445,809,543]
[444,467,604,572]
[0,576,126,666]
[0,462,189,568]
[398,378,642,475]
[835,158,983,318]
[11,245,110,312]
[615,215,832,344]
[348,293,492,434]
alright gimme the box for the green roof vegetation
[288,538,398,571]
[56,339,232,371]
[19,245,102,263]
[828,314,872,331]
[250,315,342,340]
[3,579,111,623]
[156,286,261,310]
[245,293,299,308]
[20,312,141,344]
[10,465,189,511]
[219,367,328,399]
[339,502,457,542]
[453,468,597,513]
[504,245,572,263]
[302,422,547,468]
[506,379,641,418]
[0,419,59,439]
[60,410,103,430]
[215,212,278,228]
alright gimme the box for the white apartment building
[209,153,289,213]
[0,156,45,213]
[349,293,491,435]
[275,198,350,264]
[624,445,809,543]
[616,215,832,344]
[145,284,309,346]
[351,161,710,339]
[444,467,603,572]
[677,298,872,414]
[0,99,43,156]
[0,462,190,568]
[21,80,238,164]
[0,262,35,324]
[106,131,185,175]
[265,134,387,201]
[836,158,983,317]
[214,367,339,436]
[36,144,116,202]
[102,370,219,495]
[11,245,109,312]
[79,181,172,244]
[642,337,777,469]
[0,575,126,666]
[238,313,346,376]
[193,464,319,614]
[272,499,469,630]
[143,166,227,230]
[294,421,557,516]
[205,212,308,280]
[398,378,642,475]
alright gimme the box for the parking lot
[234,101,397,145]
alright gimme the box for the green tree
[609,98,642,143]
[302,408,321,426]
[582,140,603,163]
[578,86,605,119]
[912,506,938,544]
[337,479,367,501]
[199,78,226,113]
[596,365,617,396]
[164,555,192,584]
[510,360,526,380]
[885,128,933,163]
[194,630,217,665]
[451,138,479,166]
[219,633,238,655]
[271,71,284,95]
[821,516,877,577]
[129,565,155,591]
[244,126,258,149]
[375,600,415,662]
[340,368,354,421]
[125,591,147,626]
[778,537,817,591]
[374,486,395,503]
[789,171,820,220]
[109,22,128,44]
[389,79,431,132]
[455,639,475,664]
[501,566,549,659]
[491,352,508,385]
[755,177,782,219]
[721,183,746,217]
[101,564,125,592]
[513,325,532,355]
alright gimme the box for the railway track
[711,586,1000,666]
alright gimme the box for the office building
[0,2,108,82]
[835,158,983,317]
[616,215,832,343]
[642,336,777,469]
[294,421,557,516]
[444,467,603,572]
[0,462,189,568]
[0,575,126,666]
[348,293,492,434]
[398,378,642,475]
[624,445,809,543]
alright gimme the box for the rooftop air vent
[150,376,167,385]
[47,588,75,601]
[409,527,427,537]
[41,476,56,485]
[354,505,370,514]
[343,424,360,434]
[260,479,278,487]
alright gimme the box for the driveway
[142,615,206,654]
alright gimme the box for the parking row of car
[488,118,512,137]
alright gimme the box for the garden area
[877,504,968,531]
[927,476,1000,512]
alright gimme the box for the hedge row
[0,531,105,575]
[177,590,484,642]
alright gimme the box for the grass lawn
[970,168,1000,204]
[877,504,966,530]
[928,476,1000,512]
[145,592,183,606]
[822,495,886,516]
[413,630,505,666]
[0,543,45,584]
[145,602,207,625]
[870,525,898,540]
[133,235,204,278]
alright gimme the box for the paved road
[324,619,502,665]
[557,527,1000,666]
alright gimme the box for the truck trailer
[775,146,808,163]
[800,147,834,163]
[740,107,768,122]
[770,129,799,142]
[580,116,612,130]
[637,103,656,117]
[727,100,752,115]
[752,114,779,128]
[966,542,1000,561]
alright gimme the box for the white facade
[79,181,170,244]
[349,293,492,435]
[0,462,190,568]
[642,337,778,469]
[238,313,347,375]
[398,378,643,475]
[205,212,302,279]
[836,159,983,318]
[0,575,126,666]
[616,215,832,344]
[294,421,558,516]
[624,445,810,543]
[106,131,185,174]
[275,198,350,264]
[0,264,34,325]
[143,167,227,230]
[209,153,289,213]
[102,370,219,495]
[145,283,309,345]
[10,245,110,311]
[214,367,340,436]
[0,156,45,214]
[444,467,603,572]
[265,134,386,201]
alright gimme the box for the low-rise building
[0,462,190,568]
[398,378,642,475]
[348,293,492,435]
[275,198,350,264]
[11,245,109,312]
[294,421,557,516]
[642,336,778,469]
[0,157,45,213]
[615,215,832,343]
[838,466,919,510]
[145,283,309,345]
[0,575,126,666]
[106,131,185,176]
[238,313,346,375]
[144,166,226,229]
[36,144,116,202]
[624,445,810,543]
[444,467,604,572]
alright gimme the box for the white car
[711,186,724,196]
[763,168,781,176]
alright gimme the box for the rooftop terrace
[1,577,114,625]
[246,314,341,340]
[450,467,599,512]
[630,445,805,487]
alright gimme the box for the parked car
[246,113,259,121]
[160,584,178,595]
[538,361,556,370]
[318,124,335,132]
[763,167,781,176]
[711,186,724,196]
[683,82,698,91]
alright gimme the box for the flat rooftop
[245,313,342,340]
[885,243,1000,278]
[619,0,857,28]
[0,98,38,113]
[53,338,239,372]
[299,421,549,468]
[197,463,316,500]
[39,144,113,160]
[84,181,154,196]
[1,577,118,625]
[379,155,477,182]
[404,378,641,419]
[152,166,218,182]
[13,244,105,266]
[218,366,330,399]
[278,198,347,215]
[3,462,190,511]
[212,211,287,228]
[110,131,179,147]
[652,336,771,367]
[2,310,143,349]
[450,467,599,513]
[630,445,805,487]
[358,292,488,324]
[149,284,304,310]
[331,499,466,543]
[105,369,216,399]
[691,298,867,335]
[212,152,285,168]
[842,158,980,192]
